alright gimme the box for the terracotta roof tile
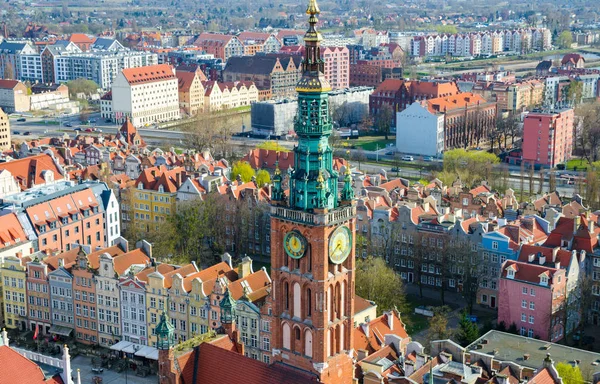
[121,64,175,85]
[0,345,65,384]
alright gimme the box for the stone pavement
[71,356,157,384]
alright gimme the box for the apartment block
[522,107,574,168]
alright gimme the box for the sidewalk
[71,356,156,384]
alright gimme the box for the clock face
[284,231,307,259]
[329,226,352,264]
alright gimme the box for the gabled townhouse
[119,271,149,346]
[498,259,567,341]
[1,256,27,330]
[25,256,51,336]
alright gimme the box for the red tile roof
[68,33,95,44]
[121,64,176,85]
[189,342,319,384]
[0,213,28,251]
[501,260,560,285]
[0,154,64,191]
[0,345,65,384]
[0,79,21,89]
[529,367,560,384]
[354,311,409,355]
[425,92,488,114]
[355,296,374,314]
[176,71,200,92]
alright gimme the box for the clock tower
[269,0,356,382]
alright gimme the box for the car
[105,118,112,123]
[64,123,72,127]
[23,131,31,136]
[385,151,394,156]
[391,167,400,172]
[402,155,414,161]
[96,128,102,133]
[424,156,434,162]
[85,128,93,132]
[16,118,26,122]
[73,127,82,131]
[89,119,96,123]
[13,131,21,135]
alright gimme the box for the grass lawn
[404,296,431,334]
[348,136,395,151]
[566,158,590,171]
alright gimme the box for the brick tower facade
[269,0,356,382]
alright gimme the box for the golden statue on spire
[306,0,320,15]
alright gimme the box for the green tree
[255,169,271,187]
[456,311,480,346]
[355,256,407,316]
[231,161,255,182]
[555,362,584,384]
[557,31,573,49]
[426,306,451,349]
[565,80,583,105]
[374,104,394,140]
[441,149,499,186]
[256,141,290,152]
[66,78,100,98]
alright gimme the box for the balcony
[271,206,355,226]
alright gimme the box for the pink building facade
[498,260,566,342]
[321,46,349,90]
[522,108,574,168]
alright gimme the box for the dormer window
[540,275,548,286]
[507,269,515,279]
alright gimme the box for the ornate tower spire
[156,311,176,350]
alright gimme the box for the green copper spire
[289,0,338,212]
[155,311,176,350]
[219,289,236,324]
[341,166,354,202]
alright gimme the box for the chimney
[543,353,553,368]
[528,254,535,263]
[362,323,370,338]
[239,256,254,279]
[0,328,8,347]
[539,254,546,265]
[386,312,394,330]
[357,349,368,361]
[552,247,560,262]
[524,354,530,361]
[176,171,183,187]
[573,216,581,233]
[496,375,509,384]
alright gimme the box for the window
[522,300,527,308]
[530,288,535,296]
[521,313,526,322]
[529,301,535,310]
[528,329,534,338]
[522,287,528,295]
[491,241,498,250]
[529,315,534,324]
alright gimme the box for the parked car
[89,119,96,123]
[23,131,31,135]
[105,119,112,123]
[424,156,434,162]
[64,122,72,127]
[16,118,26,122]
[391,167,400,172]
[85,128,93,132]
[73,127,82,131]
[402,155,414,161]
[13,131,21,135]
[385,151,394,156]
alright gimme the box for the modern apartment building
[522,107,574,168]
[0,108,11,150]
[193,33,244,62]
[112,64,180,127]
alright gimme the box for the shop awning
[134,346,158,359]
[145,349,159,361]
[122,343,138,354]
[48,325,73,337]
[109,340,132,352]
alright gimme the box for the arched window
[306,288,312,317]
[340,281,346,318]
[307,247,312,272]
[284,282,289,310]
[325,328,330,357]
[305,330,313,357]
[295,327,301,340]
[339,323,345,352]
[327,285,333,322]
[282,323,291,350]
[293,283,301,318]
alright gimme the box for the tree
[355,256,407,316]
[575,102,600,163]
[456,311,480,346]
[555,362,584,384]
[79,110,90,124]
[66,78,100,98]
[557,31,574,49]
[231,161,255,183]
[374,104,394,140]
[3,62,14,80]
[256,141,290,152]
[566,81,583,106]
[442,149,499,186]
[436,25,458,34]
[255,169,271,187]
[352,148,366,172]
[426,306,451,348]
[183,109,235,158]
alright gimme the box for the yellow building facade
[1,256,27,329]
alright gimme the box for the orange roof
[529,368,560,384]
[355,296,374,314]
[113,248,150,276]
[0,154,63,191]
[121,64,175,85]
[176,71,201,92]
[228,268,270,300]
[181,261,232,292]
[425,92,488,114]
[86,245,125,269]
[354,311,409,355]
[69,33,95,44]
[0,346,65,384]
[0,213,28,250]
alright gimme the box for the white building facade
[395,102,445,157]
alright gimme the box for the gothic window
[293,283,301,319]
[304,330,313,357]
[282,323,291,350]
[327,285,333,322]
[295,327,301,340]
[284,282,289,310]
[306,288,312,317]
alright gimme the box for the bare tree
[528,164,535,197]
[576,102,600,163]
[374,104,394,140]
[352,148,367,172]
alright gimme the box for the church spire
[296,0,330,93]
